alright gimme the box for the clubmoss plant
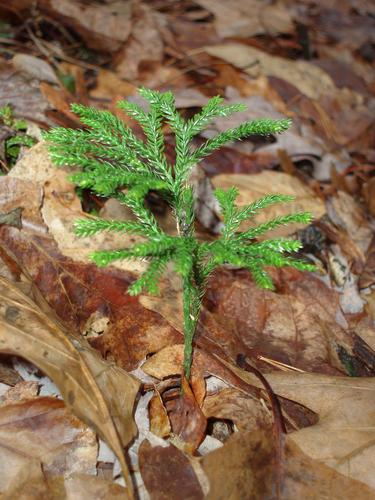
[44,88,314,378]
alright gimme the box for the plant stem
[182,273,200,379]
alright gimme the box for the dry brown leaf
[195,0,293,38]
[164,377,207,453]
[262,372,375,490]
[205,43,337,100]
[7,143,147,270]
[0,276,139,494]
[203,387,273,433]
[202,266,375,375]
[359,234,375,290]
[12,54,59,84]
[149,390,171,439]
[211,364,375,491]
[89,69,137,101]
[114,3,164,81]
[0,359,22,387]
[0,61,51,126]
[201,429,375,499]
[142,345,318,433]
[63,474,129,499]
[139,439,205,500]
[0,396,97,497]
[4,0,134,52]
[211,170,326,237]
[327,190,373,256]
[0,152,181,371]
[0,380,39,404]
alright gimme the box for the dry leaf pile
[0,0,374,498]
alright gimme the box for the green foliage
[0,104,36,168]
[44,88,314,378]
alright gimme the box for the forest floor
[0,1,374,499]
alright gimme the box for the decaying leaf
[0,276,140,494]
[195,0,293,39]
[201,430,375,499]
[0,396,97,496]
[0,145,181,370]
[114,3,164,81]
[205,43,337,101]
[139,439,205,500]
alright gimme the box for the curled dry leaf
[164,376,207,454]
[202,387,273,433]
[0,276,140,495]
[0,396,97,496]
[149,389,171,439]
[63,474,129,499]
[213,362,375,491]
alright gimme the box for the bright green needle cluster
[44,88,314,378]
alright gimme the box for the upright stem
[175,187,202,379]
[182,272,201,379]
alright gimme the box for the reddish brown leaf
[139,439,204,500]
[164,377,207,453]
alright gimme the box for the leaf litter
[0,0,374,497]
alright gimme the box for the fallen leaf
[201,266,375,375]
[203,387,273,433]
[205,43,337,101]
[262,372,375,490]
[359,234,375,289]
[12,54,59,84]
[0,276,140,492]
[0,396,97,496]
[139,439,205,500]
[327,190,373,256]
[0,207,22,229]
[0,359,22,387]
[114,3,164,81]
[40,82,79,125]
[4,0,134,52]
[142,345,319,433]
[195,0,293,38]
[89,69,137,101]
[63,474,129,499]
[149,389,171,439]
[164,377,207,453]
[0,61,51,126]
[201,429,375,499]
[0,380,39,405]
